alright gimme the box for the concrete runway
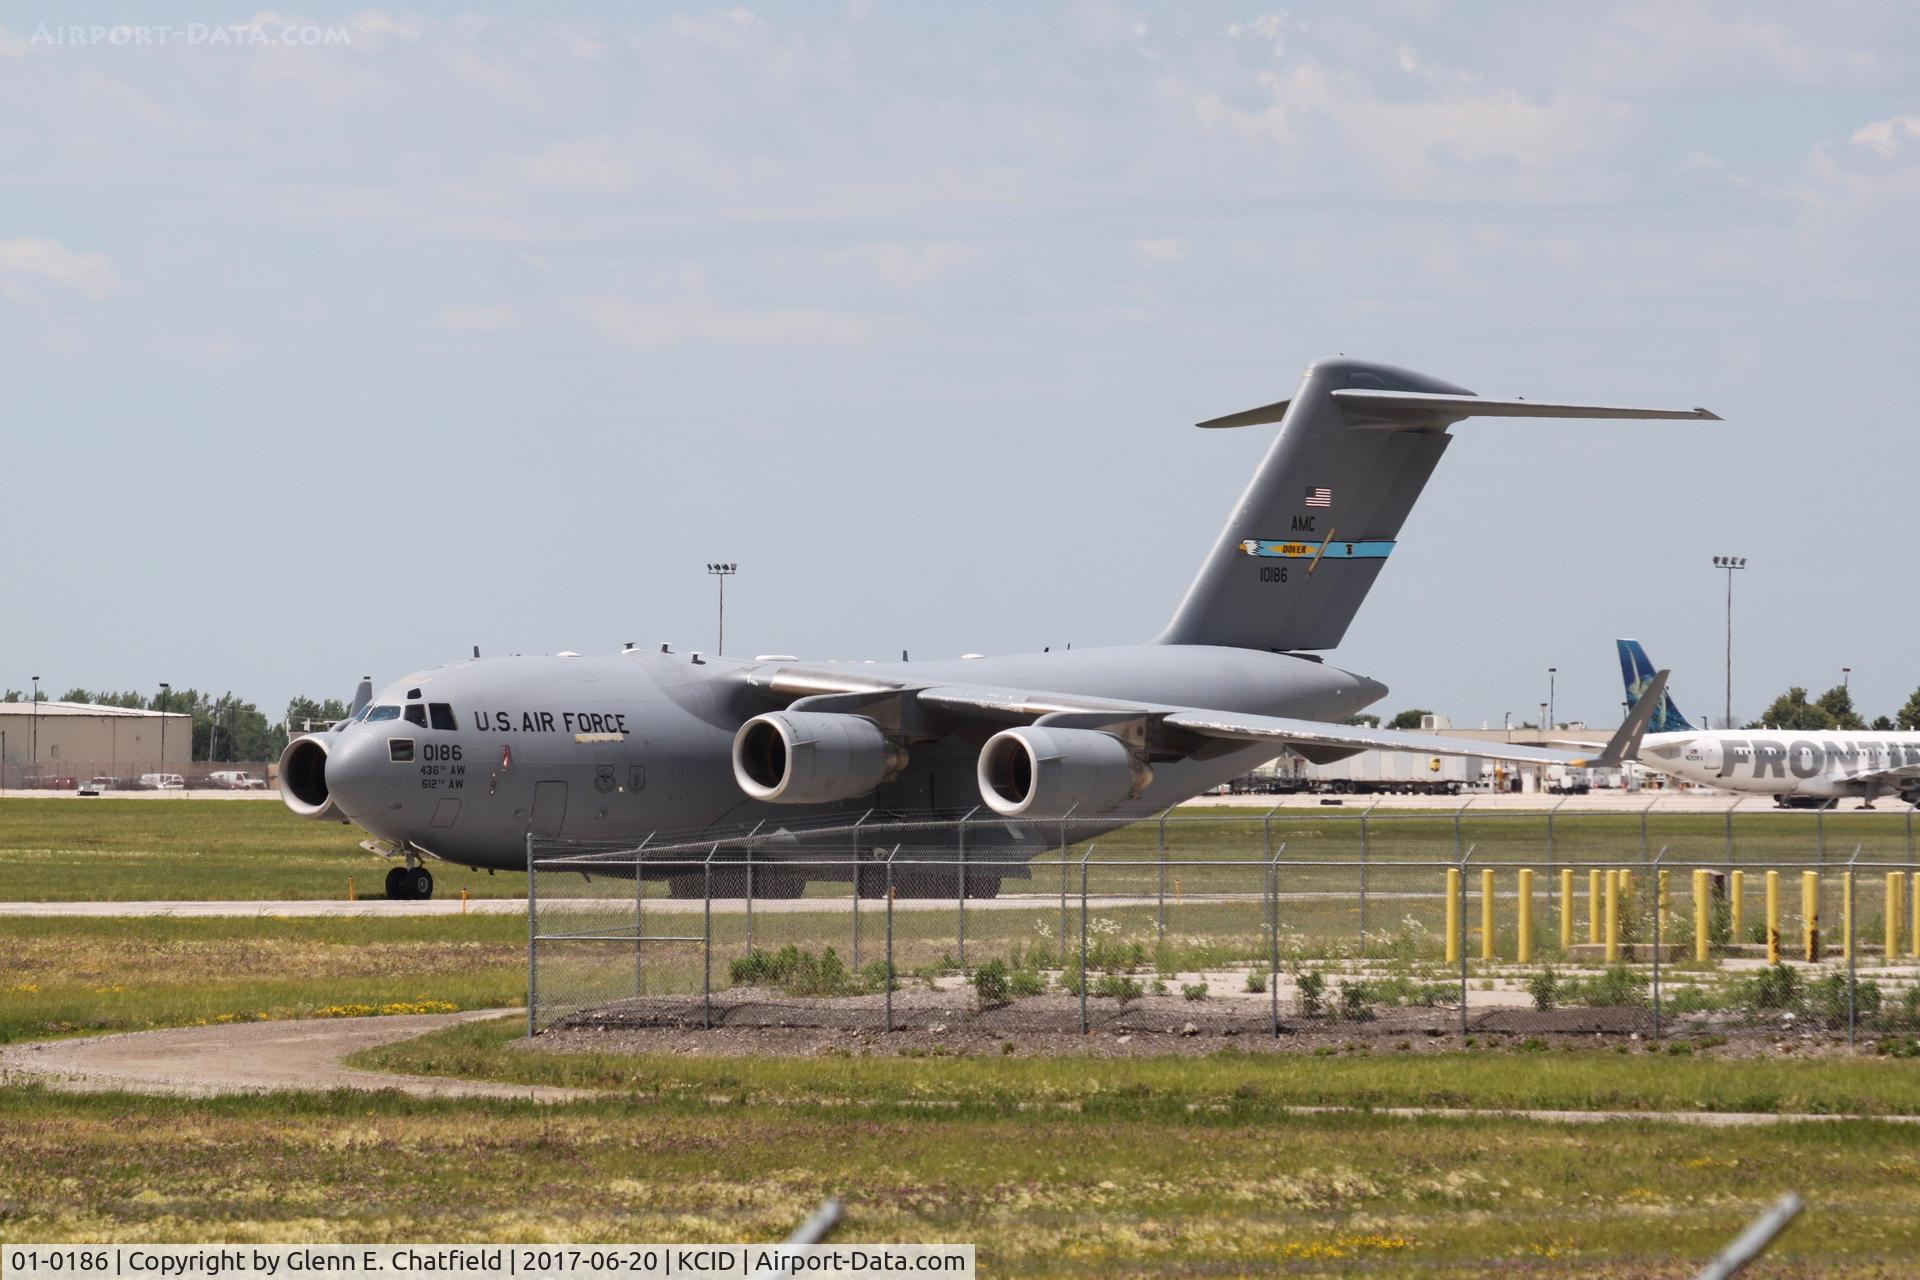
[0,892,1294,918]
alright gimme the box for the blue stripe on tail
[1617,639,1695,732]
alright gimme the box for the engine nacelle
[733,711,908,805]
[976,726,1153,819]
[278,734,344,822]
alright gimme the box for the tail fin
[1617,639,1695,732]
[1156,357,1716,651]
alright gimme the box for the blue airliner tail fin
[1616,639,1695,732]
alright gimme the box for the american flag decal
[1304,486,1332,507]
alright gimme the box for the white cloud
[830,241,985,288]
[1129,237,1188,266]
[0,237,122,304]
[1846,114,1920,159]
[587,268,890,348]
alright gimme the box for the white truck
[1296,749,1486,796]
[207,770,267,790]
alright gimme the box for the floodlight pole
[706,562,737,656]
[30,674,40,773]
[1713,555,1746,729]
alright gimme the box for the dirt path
[0,1010,590,1101]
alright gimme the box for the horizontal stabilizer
[1330,389,1719,428]
[1195,398,1290,429]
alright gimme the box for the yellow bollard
[1175,877,1182,901]
[1886,872,1901,962]
[1604,869,1620,964]
[1802,870,1820,962]
[461,887,469,916]
[1766,870,1781,965]
[1659,868,1671,917]
[1481,868,1496,961]
[1910,871,1919,961]
[1589,869,1603,944]
[1621,869,1635,913]
[1730,870,1744,945]
[1841,873,1853,962]
[1559,868,1574,952]
[1445,868,1461,964]
[1693,868,1710,963]
[348,876,355,903]
[1517,869,1534,964]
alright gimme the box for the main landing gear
[385,863,434,900]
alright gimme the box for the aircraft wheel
[966,873,1003,900]
[855,864,887,899]
[666,875,702,900]
[408,867,433,900]
[385,866,407,899]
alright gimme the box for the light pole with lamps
[30,675,40,775]
[1547,666,1556,732]
[1712,555,1746,729]
[158,682,170,780]
[705,563,737,656]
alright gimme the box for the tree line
[0,688,350,761]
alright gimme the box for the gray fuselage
[292,644,1383,870]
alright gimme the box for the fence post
[1457,847,1474,1042]
[1817,803,1829,864]
[884,848,896,1034]
[1452,798,1473,859]
[1651,850,1665,1040]
[635,838,648,998]
[1262,804,1279,860]
[1545,796,1566,880]
[1058,804,1078,960]
[1359,800,1378,948]
[958,805,978,972]
[1725,798,1738,884]
[1268,843,1284,1036]
[1079,846,1091,1036]
[526,834,538,1037]
[851,811,870,971]
[745,842,754,955]
[1640,799,1655,864]
[703,845,716,1031]
[1847,847,1860,1049]
[1157,807,1170,943]
[1908,807,1915,863]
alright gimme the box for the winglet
[1573,669,1669,767]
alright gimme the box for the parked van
[207,771,266,790]
[138,773,186,790]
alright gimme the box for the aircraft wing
[752,665,1627,769]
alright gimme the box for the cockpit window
[428,703,457,731]
[403,704,427,727]
[365,705,401,722]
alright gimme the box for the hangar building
[0,700,194,786]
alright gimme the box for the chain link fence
[527,810,1920,1046]
[0,759,277,790]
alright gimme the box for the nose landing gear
[384,863,434,900]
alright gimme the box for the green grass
[0,798,526,900]
[3,1064,1919,1273]
[362,1015,1920,1116]
[0,917,526,1042]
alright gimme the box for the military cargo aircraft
[281,357,1711,898]
[1620,638,1920,809]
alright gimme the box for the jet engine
[976,726,1153,819]
[733,711,908,805]
[278,735,344,822]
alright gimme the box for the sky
[3,1,1917,729]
